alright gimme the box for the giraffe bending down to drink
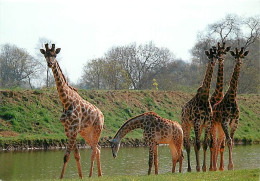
[40,44,104,179]
[109,112,183,175]
[181,47,217,172]
[211,47,249,171]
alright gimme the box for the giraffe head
[216,42,231,62]
[108,138,120,158]
[230,47,249,64]
[40,44,61,68]
[205,47,217,65]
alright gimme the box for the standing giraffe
[209,42,230,171]
[211,47,249,171]
[40,44,104,179]
[210,42,230,107]
[109,112,183,175]
[181,47,217,172]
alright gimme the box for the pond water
[0,145,259,180]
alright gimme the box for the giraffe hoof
[196,166,200,172]
[202,165,207,172]
[219,167,224,171]
[187,168,191,172]
[228,163,234,170]
[209,167,214,171]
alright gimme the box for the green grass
[0,89,259,147]
[52,169,259,181]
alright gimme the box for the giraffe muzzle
[113,153,117,158]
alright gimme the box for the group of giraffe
[40,42,248,179]
[181,43,248,173]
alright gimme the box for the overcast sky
[0,0,259,83]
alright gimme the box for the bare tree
[191,15,260,63]
[207,14,260,49]
[242,16,260,48]
[81,58,105,89]
[209,14,241,43]
[80,42,175,90]
[0,44,41,89]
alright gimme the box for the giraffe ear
[56,48,61,54]
[230,51,235,57]
[205,50,210,57]
[107,139,113,143]
[40,49,45,54]
[225,46,231,52]
[244,51,249,57]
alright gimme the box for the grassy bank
[56,169,259,181]
[0,89,259,149]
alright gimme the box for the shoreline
[1,137,259,151]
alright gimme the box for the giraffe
[181,47,217,172]
[209,42,230,171]
[211,47,249,171]
[109,112,183,175]
[210,42,230,107]
[40,44,104,179]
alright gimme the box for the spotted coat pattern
[210,43,230,107]
[40,44,104,179]
[209,43,230,171]
[110,112,183,175]
[210,47,249,171]
[181,47,217,172]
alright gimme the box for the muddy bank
[0,137,258,151]
[0,137,147,151]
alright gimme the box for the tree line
[0,14,259,93]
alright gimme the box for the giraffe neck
[114,114,146,141]
[51,60,72,105]
[210,59,224,106]
[197,60,215,99]
[225,61,241,100]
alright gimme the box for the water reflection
[0,145,259,180]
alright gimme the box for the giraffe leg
[209,123,217,171]
[202,129,208,172]
[80,128,103,177]
[60,137,77,179]
[228,119,238,170]
[74,146,83,178]
[96,145,102,177]
[89,145,97,177]
[217,128,225,171]
[153,145,158,175]
[93,127,103,177]
[148,145,155,175]
[60,149,71,179]
[202,118,212,173]
[219,138,225,171]
[178,150,183,173]
[227,139,233,171]
[194,123,202,172]
[221,119,233,171]
[212,125,221,171]
[169,143,178,173]
[182,123,191,172]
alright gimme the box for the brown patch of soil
[0,131,19,137]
